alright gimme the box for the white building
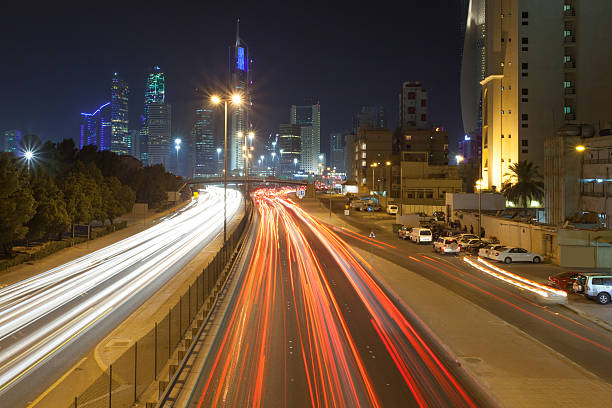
[398,82,428,130]
[291,102,320,173]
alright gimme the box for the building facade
[2,130,21,153]
[147,102,172,167]
[278,124,301,177]
[398,82,428,130]
[110,73,130,155]
[193,107,216,177]
[352,106,386,133]
[400,152,463,206]
[477,0,565,191]
[397,128,449,166]
[329,132,345,174]
[350,128,393,192]
[229,20,251,171]
[80,102,111,150]
[142,66,166,165]
[290,102,321,173]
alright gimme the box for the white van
[410,228,432,244]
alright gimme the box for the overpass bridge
[187,176,308,186]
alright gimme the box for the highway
[0,186,241,407]
[318,198,612,383]
[188,189,488,407]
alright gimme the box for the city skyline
[0,2,465,157]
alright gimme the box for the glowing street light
[210,92,243,242]
[575,145,586,152]
[455,155,464,164]
[24,150,34,172]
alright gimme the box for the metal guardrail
[156,201,253,407]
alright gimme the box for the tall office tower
[193,107,216,177]
[142,66,166,165]
[229,20,251,171]
[290,101,321,173]
[80,102,111,150]
[110,73,130,155]
[147,102,172,167]
[278,124,301,177]
[460,0,486,140]
[2,130,22,153]
[129,129,140,158]
[329,132,345,173]
[475,0,567,191]
[398,82,428,130]
[352,106,386,133]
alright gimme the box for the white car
[398,226,411,240]
[488,247,543,264]
[457,234,479,245]
[387,204,399,215]
[410,228,432,244]
[478,245,505,259]
[433,237,461,254]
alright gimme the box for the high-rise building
[193,107,216,177]
[278,124,301,177]
[352,106,386,133]
[80,102,111,150]
[397,127,449,166]
[110,73,130,155]
[329,132,345,174]
[474,1,567,191]
[129,129,140,159]
[229,20,251,171]
[398,82,428,130]
[350,128,393,191]
[291,101,320,173]
[147,102,172,167]
[2,130,21,153]
[144,66,166,117]
[460,0,486,138]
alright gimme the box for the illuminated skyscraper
[291,101,320,173]
[193,107,216,177]
[144,66,166,116]
[80,102,111,150]
[147,102,172,167]
[229,20,251,171]
[110,73,130,155]
[2,130,21,153]
[278,124,301,177]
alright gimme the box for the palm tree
[501,160,544,208]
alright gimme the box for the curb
[561,303,612,333]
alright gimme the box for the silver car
[579,275,612,305]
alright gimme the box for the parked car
[398,226,412,240]
[463,239,487,254]
[478,245,505,259]
[350,199,368,209]
[433,237,461,254]
[488,247,543,264]
[387,204,399,215]
[576,275,612,304]
[548,271,585,293]
[457,234,479,244]
[410,228,433,244]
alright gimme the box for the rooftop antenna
[236,18,240,45]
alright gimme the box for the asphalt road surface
[187,190,490,408]
[0,187,241,408]
[317,198,612,384]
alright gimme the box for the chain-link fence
[68,210,250,408]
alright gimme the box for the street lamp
[216,147,222,174]
[271,152,276,177]
[370,162,378,193]
[294,157,298,174]
[24,150,34,172]
[575,145,586,152]
[174,138,181,174]
[455,155,464,164]
[210,92,242,243]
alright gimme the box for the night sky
[1,1,466,156]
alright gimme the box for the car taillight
[494,252,499,256]
[458,245,462,250]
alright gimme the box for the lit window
[362,143,366,149]
[564,106,572,114]
[361,152,366,158]
[405,135,412,140]
[361,160,366,167]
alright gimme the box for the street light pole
[223,101,228,242]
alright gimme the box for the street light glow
[24,151,34,161]
[217,147,222,153]
[575,145,586,152]
[248,131,254,140]
[175,138,181,145]
[211,95,221,105]
[232,93,242,104]
[455,155,464,164]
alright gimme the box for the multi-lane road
[0,187,241,407]
[187,189,490,407]
[318,198,612,383]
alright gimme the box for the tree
[102,177,135,224]
[61,163,104,224]
[26,171,70,240]
[501,160,544,208]
[0,153,35,256]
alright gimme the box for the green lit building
[110,73,130,155]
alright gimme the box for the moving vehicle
[398,226,411,240]
[387,204,399,215]
[488,247,542,264]
[457,234,479,245]
[478,244,505,259]
[349,199,368,209]
[433,237,461,254]
[410,228,432,244]
[548,271,584,293]
[463,239,486,254]
[575,274,612,304]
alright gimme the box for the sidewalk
[301,197,612,332]
[0,201,190,288]
[355,248,612,407]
